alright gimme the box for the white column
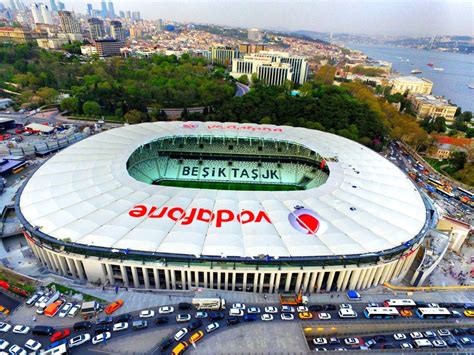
[316,271,324,292]
[170,269,176,290]
[187,270,192,290]
[259,273,265,293]
[204,271,208,289]
[356,268,368,289]
[269,273,276,294]
[142,267,150,289]
[341,270,352,290]
[224,272,229,291]
[120,265,129,287]
[284,272,292,292]
[309,272,318,293]
[373,265,384,286]
[295,272,304,292]
[363,267,376,289]
[326,271,335,292]
[180,270,186,290]
[131,266,140,288]
[75,259,86,281]
[379,264,392,284]
[231,272,236,291]
[336,270,346,291]
[242,272,248,292]
[274,272,281,293]
[153,268,160,289]
[253,273,259,292]
[217,272,221,290]
[106,264,114,285]
[210,271,214,290]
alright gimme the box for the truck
[279,291,308,306]
[80,300,102,318]
[39,291,60,309]
[191,298,226,310]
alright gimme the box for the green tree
[449,151,467,171]
[238,75,249,85]
[36,87,59,105]
[60,97,79,113]
[251,73,259,85]
[82,101,101,117]
[314,65,336,85]
[259,116,272,125]
[124,109,145,124]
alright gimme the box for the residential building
[0,27,45,43]
[58,10,80,34]
[436,216,472,253]
[30,3,43,24]
[80,44,97,56]
[247,28,263,42]
[131,11,140,21]
[37,37,68,49]
[88,17,105,39]
[86,3,92,17]
[239,42,266,55]
[107,1,115,18]
[411,94,457,122]
[110,20,124,41]
[95,38,123,57]
[391,76,433,95]
[129,26,142,39]
[155,18,163,31]
[210,46,239,65]
[118,10,124,18]
[428,143,457,160]
[39,3,53,24]
[125,10,131,19]
[231,51,309,85]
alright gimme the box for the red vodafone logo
[288,206,327,235]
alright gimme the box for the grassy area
[156,180,303,191]
[46,282,106,303]
[65,115,124,123]
[0,267,38,294]
[425,158,458,176]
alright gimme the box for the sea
[344,44,474,112]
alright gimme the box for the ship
[433,67,444,71]
[469,84,474,89]
[427,63,434,67]
[410,69,422,74]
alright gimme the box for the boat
[411,69,422,74]
[469,84,474,89]
[433,67,444,71]
[427,63,434,67]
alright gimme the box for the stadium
[16,121,434,293]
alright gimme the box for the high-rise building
[86,3,93,17]
[9,0,16,11]
[30,3,43,24]
[155,18,163,31]
[131,11,140,21]
[40,4,53,25]
[107,1,115,18]
[129,25,142,39]
[94,38,122,57]
[58,10,80,34]
[100,0,107,18]
[110,20,123,41]
[125,10,131,19]
[49,0,58,12]
[88,17,105,39]
[58,2,65,11]
[119,10,124,18]
[247,28,263,42]
[210,46,239,66]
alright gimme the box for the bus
[383,299,417,308]
[363,307,400,319]
[41,343,69,354]
[415,307,451,319]
[458,187,473,198]
[427,177,443,188]
[436,188,454,198]
[191,298,226,311]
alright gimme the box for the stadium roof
[18,122,427,259]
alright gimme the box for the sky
[64,0,473,36]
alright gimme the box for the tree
[181,107,189,120]
[433,117,446,133]
[449,151,467,171]
[238,74,249,85]
[259,116,272,125]
[60,97,79,113]
[251,73,259,85]
[124,109,145,124]
[36,87,58,105]
[314,65,336,85]
[82,100,101,117]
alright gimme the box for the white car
[195,311,208,319]
[410,332,423,339]
[0,339,9,350]
[113,322,129,332]
[297,306,308,313]
[176,314,191,322]
[247,307,261,314]
[338,309,357,318]
[69,334,91,348]
[280,313,294,321]
[0,323,11,333]
[139,310,155,318]
[344,338,359,346]
[92,332,111,345]
[437,329,451,337]
[339,304,352,309]
[281,305,295,313]
[261,314,273,321]
[68,304,81,317]
[12,325,30,335]
[460,337,472,345]
[313,338,327,345]
[174,328,188,341]
[58,303,72,318]
[232,303,246,310]
[400,343,413,349]
[318,312,331,320]
[393,333,406,340]
[24,339,41,352]
[158,306,174,314]
[229,308,244,317]
[8,345,26,355]
[205,322,219,333]
[34,296,47,307]
[433,340,447,348]
[264,306,278,313]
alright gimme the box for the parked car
[174,328,188,341]
[209,312,225,321]
[261,314,273,321]
[12,325,30,335]
[176,314,191,322]
[58,303,73,318]
[68,304,81,318]
[226,317,240,326]
[8,344,26,355]
[264,306,278,313]
[96,317,113,325]
[155,317,169,325]
[0,339,8,350]
[112,322,128,332]
[69,334,91,348]
[92,332,111,345]
[139,310,155,318]
[50,329,70,343]
[24,339,41,352]
[205,322,219,333]
[114,314,132,323]
[73,321,92,331]
[32,325,54,336]
[132,320,147,330]
[158,306,174,314]
[178,303,193,310]
[188,320,203,331]
[0,323,12,333]
[94,324,111,334]
[105,300,123,315]
[159,339,173,352]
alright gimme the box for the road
[0,300,473,354]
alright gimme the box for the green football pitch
[155,180,302,191]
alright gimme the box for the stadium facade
[16,122,434,293]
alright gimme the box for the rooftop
[393,76,433,84]
[413,94,455,108]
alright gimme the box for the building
[37,37,68,49]
[125,10,131,19]
[37,3,53,25]
[247,28,263,42]
[155,18,163,31]
[100,0,107,18]
[210,46,239,66]
[0,27,45,43]
[110,20,124,41]
[231,55,292,86]
[428,135,472,160]
[436,216,472,253]
[428,143,457,160]
[411,94,457,123]
[391,76,433,95]
[239,43,266,55]
[58,10,80,34]
[16,121,431,293]
[231,51,309,85]
[107,1,115,18]
[129,26,142,39]
[86,3,93,17]
[0,99,13,109]
[131,11,140,21]
[94,38,122,57]
[49,0,58,12]
[80,44,97,56]
[88,18,105,40]
[57,1,65,11]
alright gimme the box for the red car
[50,328,70,343]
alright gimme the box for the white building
[31,3,53,25]
[231,55,292,86]
[58,10,81,34]
[248,28,263,42]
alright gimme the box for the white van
[414,339,432,348]
[338,308,357,318]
